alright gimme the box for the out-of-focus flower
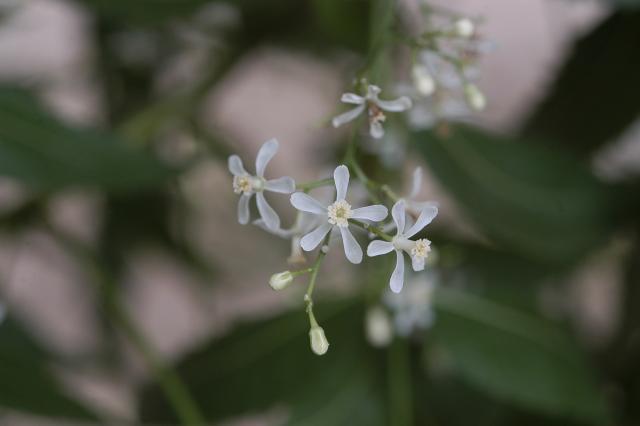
[384,272,437,336]
[309,325,329,355]
[255,212,322,264]
[463,82,486,111]
[365,306,393,347]
[332,85,412,139]
[453,18,475,38]
[228,138,295,230]
[411,64,436,97]
[291,165,388,264]
[367,200,437,292]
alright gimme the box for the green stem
[46,224,206,426]
[350,219,394,242]
[304,235,330,324]
[296,177,334,192]
[388,338,414,426]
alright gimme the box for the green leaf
[432,287,608,424]
[521,10,640,156]
[0,315,97,420]
[413,126,616,265]
[0,87,175,192]
[140,301,387,425]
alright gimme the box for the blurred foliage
[0,316,97,420]
[0,0,639,425]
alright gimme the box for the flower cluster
[226,8,488,355]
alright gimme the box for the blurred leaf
[0,87,175,192]
[78,0,209,24]
[140,301,387,425]
[521,10,640,156]
[311,0,370,52]
[432,287,608,424]
[413,126,616,265]
[0,315,97,420]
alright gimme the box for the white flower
[255,212,321,264]
[367,200,437,293]
[332,84,412,139]
[309,325,329,355]
[290,165,388,264]
[384,272,437,336]
[228,138,295,230]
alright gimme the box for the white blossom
[290,165,388,264]
[384,272,437,336]
[332,85,412,139]
[411,64,436,97]
[367,200,437,292]
[464,82,486,111]
[228,138,295,230]
[255,212,321,264]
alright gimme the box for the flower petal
[331,104,366,128]
[256,192,280,230]
[265,176,295,193]
[301,223,332,251]
[253,219,292,238]
[367,240,394,257]
[333,165,349,201]
[237,194,251,225]
[411,255,425,272]
[352,205,388,222]
[340,226,362,264]
[391,201,406,235]
[404,205,438,238]
[409,167,422,199]
[228,155,247,176]
[341,93,365,105]
[376,96,412,112]
[291,192,327,215]
[370,121,384,139]
[389,250,405,293]
[255,138,279,177]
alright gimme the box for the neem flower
[290,165,388,264]
[228,138,295,230]
[367,200,437,292]
[332,84,412,139]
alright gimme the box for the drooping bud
[464,83,486,111]
[453,18,475,38]
[411,64,436,97]
[269,271,293,291]
[309,326,330,355]
[365,306,393,347]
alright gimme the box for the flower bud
[269,271,293,291]
[453,18,475,38]
[464,83,486,111]
[365,306,393,347]
[309,326,329,355]
[412,64,435,97]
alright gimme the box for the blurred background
[0,0,639,425]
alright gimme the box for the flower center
[411,239,431,259]
[368,103,386,125]
[233,175,263,194]
[327,199,353,227]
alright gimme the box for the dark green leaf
[0,315,97,420]
[0,87,175,192]
[432,287,609,423]
[414,126,616,265]
[140,301,387,425]
[521,10,640,156]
